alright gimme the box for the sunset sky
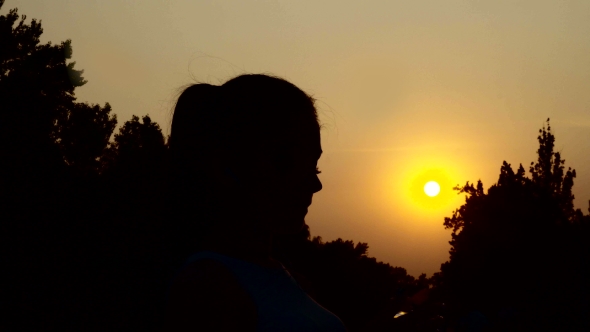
[8,0,590,276]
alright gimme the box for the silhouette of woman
[163,74,347,331]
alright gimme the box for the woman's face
[232,120,323,234]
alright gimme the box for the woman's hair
[163,74,319,267]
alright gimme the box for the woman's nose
[311,174,322,193]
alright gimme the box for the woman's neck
[200,220,281,269]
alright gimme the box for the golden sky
[9,0,590,276]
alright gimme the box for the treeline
[2,3,590,331]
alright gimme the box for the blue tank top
[181,251,347,332]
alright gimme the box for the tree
[0,2,74,176]
[102,114,166,173]
[52,102,117,176]
[440,120,590,331]
[0,3,118,330]
[100,114,168,223]
[87,114,170,331]
[273,229,430,332]
[0,1,117,177]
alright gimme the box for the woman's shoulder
[164,258,257,331]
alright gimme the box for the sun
[424,181,440,197]
[403,167,457,211]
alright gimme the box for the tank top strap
[179,250,348,332]
[183,250,294,294]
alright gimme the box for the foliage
[0,3,134,330]
[439,119,590,331]
[52,102,117,175]
[0,4,79,136]
[102,114,166,173]
[273,228,430,331]
[0,1,116,177]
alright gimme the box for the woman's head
[168,74,322,239]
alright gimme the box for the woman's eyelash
[315,168,322,174]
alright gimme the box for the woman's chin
[274,215,306,234]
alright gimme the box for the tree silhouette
[0,0,116,177]
[100,114,168,245]
[52,102,117,176]
[1,4,73,330]
[86,114,170,331]
[102,114,167,173]
[0,3,117,330]
[273,229,432,331]
[439,119,590,331]
[1,3,70,180]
